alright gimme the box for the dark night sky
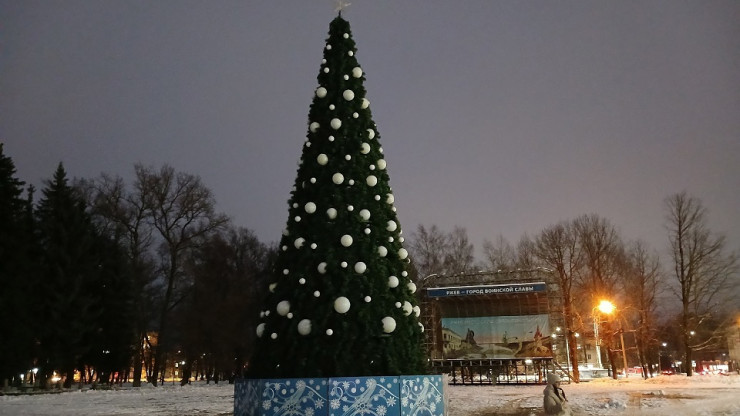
[2,1,738,260]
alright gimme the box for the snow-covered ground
[1,374,738,415]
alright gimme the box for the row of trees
[0,144,274,387]
[1,141,737,386]
[408,199,738,380]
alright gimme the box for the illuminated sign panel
[427,282,552,359]
[427,282,547,298]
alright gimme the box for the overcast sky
[2,1,738,261]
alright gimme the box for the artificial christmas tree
[248,13,425,379]
[235,13,444,416]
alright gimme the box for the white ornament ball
[283,269,289,275]
[327,208,337,219]
[413,305,421,317]
[318,262,327,274]
[317,154,328,165]
[386,220,397,232]
[326,329,333,336]
[270,333,277,339]
[316,87,327,98]
[347,205,354,211]
[287,312,293,319]
[313,290,320,297]
[407,282,417,294]
[343,33,349,39]
[310,177,316,183]
[367,129,375,139]
[364,227,371,235]
[344,75,349,80]
[377,159,387,170]
[402,271,408,277]
[331,118,342,130]
[297,319,312,335]
[352,67,363,78]
[364,296,372,302]
[332,173,344,184]
[378,246,388,257]
[294,216,301,222]
[382,317,396,333]
[361,98,370,109]
[341,234,353,247]
[353,112,358,118]
[395,302,402,308]
[256,323,265,338]
[419,322,425,332]
[402,301,413,316]
[345,154,351,161]
[366,175,378,187]
[374,195,381,201]
[398,248,408,260]
[386,194,395,204]
[348,179,355,185]
[294,237,305,249]
[388,275,399,288]
[348,51,354,56]
[334,297,351,314]
[354,262,366,274]
[328,135,335,141]
[309,122,320,132]
[329,104,335,110]
[305,202,316,214]
[311,243,317,249]
[276,300,290,316]
[341,261,348,268]
[343,90,355,101]
[269,283,277,292]
[299,278,305,285]
[360,143,370,154]
[359,209,370,221]
[325,44,332,50]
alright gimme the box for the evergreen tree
[35,163,102,387]
[0,144,35,383]
[249,14,425,378]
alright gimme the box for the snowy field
[1,374,739,415]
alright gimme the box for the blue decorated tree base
[235,375,445,416]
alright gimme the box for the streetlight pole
[594,314,603,369]
[620,330,628,378]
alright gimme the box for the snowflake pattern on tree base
[234,375,444,416]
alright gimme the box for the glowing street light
[597,300,615,315]
[593,300,616,370]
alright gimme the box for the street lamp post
[596,300,615,370]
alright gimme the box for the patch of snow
[0,375,738,415]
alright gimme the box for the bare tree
[84,174,157,387]
[515,234,538,270]
[444,226,475,276]
[664,192,738,376]
[573,214,627,377]
[136,164,229,386]
[532,222,584,382]
[622,240,663,379]
[574,214,625,304]
[481,235,517,271]
[408,224,448,283]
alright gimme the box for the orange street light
[597,300,615,315]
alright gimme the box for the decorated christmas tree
[248,13,426,378]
